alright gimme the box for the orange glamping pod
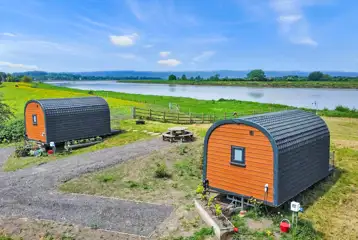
[203,110,331,207]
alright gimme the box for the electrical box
[290,201,301,212]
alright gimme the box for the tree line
[0,72,160,83]
[168,70,358,81]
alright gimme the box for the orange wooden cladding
[207,123,274,202]
[25,102,46,142]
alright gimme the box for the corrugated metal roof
[35,97,107,110]
[240,110,329,153]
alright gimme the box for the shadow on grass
[293,167,343,210]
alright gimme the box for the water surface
[49,81,358,110]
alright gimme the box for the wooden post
[163,111,166,122]
[189,113,192,124]
[224,112,226,120]
[149,109,152,119]
[177,112,180,123]
[202,113,204,123]
[131,107,136,119]
[213,115,216,122]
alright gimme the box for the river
[48,81,358,110]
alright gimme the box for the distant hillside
[12,70,358,79]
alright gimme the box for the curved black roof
[240,110,329,153]
[29,96,108,111]
[25,97,111,143]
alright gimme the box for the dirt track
[0,138,173,237]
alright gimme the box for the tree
[0,72,6,85]
[5,74,15,82]
[21,75,33,83]
[247,69,266,81]
[0,94,13,127]
[181,74,187,81]
[308,71,324,81]
[168,74,177,81]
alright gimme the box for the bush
[15,145,29,157]
[335,105,351,112]
[88,90,94,95]
[154,163,171,178]
[0,119,25,143]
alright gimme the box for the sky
[0,0,357,73]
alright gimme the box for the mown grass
[60,142,203,205]
[119,79,358,89]
[2,119,181,171]
[60,117,358,239]
[0,82,145,118]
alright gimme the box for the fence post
[177,112,180,123]
[131,107,136,119]
[149,109,152,119]
[224,112,227,120]
[163,111,166,122]
[202,113,204,123]
[213,115,216,122]
[189,113,192,124]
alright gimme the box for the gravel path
[0,138,173,237]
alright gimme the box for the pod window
[231,146,246,167]
[32,114,38,126]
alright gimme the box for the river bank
[117,79,358,89]
[1,82,357,119]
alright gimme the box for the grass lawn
[60,117,358,239]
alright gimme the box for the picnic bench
[162,126,194,143]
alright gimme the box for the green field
[118,79,358,89]
[0,82,358,171]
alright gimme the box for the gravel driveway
[0,138,173,237]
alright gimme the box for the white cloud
[159,51,171,57]
[143,44,153,48]
[193,51,216,62]
[117,53,144,61]
[277,14,302,23]
[293,37,318,46]
[2,33,16,37]
[269,0,319,46]
[109,33,138,46]
[157,59,181,67]
[0,61,38,70]
[125,0,144,20]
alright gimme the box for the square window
[32,114,38,126]
[231,146,246,167]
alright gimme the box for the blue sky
[0,0,357,72]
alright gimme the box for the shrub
[15,145,29,157]
[0,119,25,143]
[196,184,204,195]
[335,105,351,112]
[88,90,94,95]
[154,163,171,178]
[0,235,14,240]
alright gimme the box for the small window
[32,114,38,126]
[231,146,246,167]
[250,130,255,136]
